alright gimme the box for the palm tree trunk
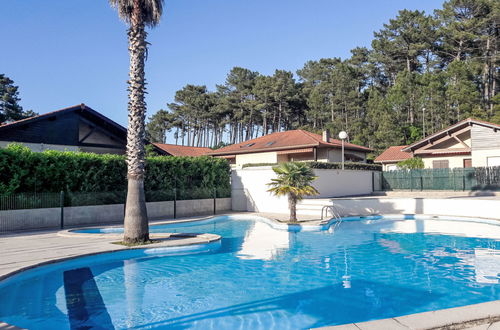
[289,194,297,223]
[123,1,149,244]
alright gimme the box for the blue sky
[1,0,445,128]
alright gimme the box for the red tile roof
[153,143,212,157]
[208,129,372,156]
[374,146,412,163]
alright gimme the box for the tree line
[147,0,499,154]
[0,74,37,124]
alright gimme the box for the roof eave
[209,143,320,156]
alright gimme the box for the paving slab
[0,220,221,281]
[395,300,500,330]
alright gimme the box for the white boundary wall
[231,166,378,212]
[0,198,231,232]
[296,197,500,220]
[329,197,500,220]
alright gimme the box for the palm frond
[268,162,319,199]
[109,0,164,27]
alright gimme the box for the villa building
[375,118,500,170]
[374,146,412,171]
[0,104,132,154]
[208,129,372,167]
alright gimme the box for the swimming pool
[1,215,500,329]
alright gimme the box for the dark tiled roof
[0,103,127,134]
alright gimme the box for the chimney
[322,129,331,142]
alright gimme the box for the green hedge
[306,161,381,171]
[242,161,381,171]
[0,144,231,196]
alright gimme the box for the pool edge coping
[316,300,500,329]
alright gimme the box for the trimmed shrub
[306,161,381,171]
[242,161,381,171]
[0,144,231,196]
[241,163,278,168]
[396,157,424,170]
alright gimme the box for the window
[265,141,276,146]
[240,143,255,148]
[463,159,472,168]
[432,160,449,169]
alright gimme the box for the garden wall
[318,197,500,220]
[231,166,380,213]
[0,198,231,232]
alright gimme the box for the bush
[306,161,382,171]
[241,163,278,168]
[242,161,381,171]
[0,144,231,196]
[396,157,424,170]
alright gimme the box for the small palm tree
[109,0,164,244]
[267,162,319,223]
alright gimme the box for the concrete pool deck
[2,212,500,330]
[0,214,224,280]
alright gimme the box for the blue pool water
[2,215,500,329]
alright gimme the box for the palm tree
[110,0,164,244]
[267,162,319,223]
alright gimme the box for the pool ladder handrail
[321,204,344,230]
[321,204,342,221]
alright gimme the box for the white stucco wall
[312,169,374,198]
[320,197,500,220]
[471,149,500,167]
[235,151,278,166]
[231,166,377,212]
[422,155,469,169]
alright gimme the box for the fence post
[463,171,466,191]
[420,176,423,191]
[173,188,177,219]
[213,187,217,215]
[371,172,375,192]
[452,170,456,191]
[410,170,413,192]
[60,191,64,229]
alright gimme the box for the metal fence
[382,166,500,191]
[0,186,231,232]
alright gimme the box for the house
[208,129,372,167]
[153,143,211,157]
[375,118,500,170]
[0,104,165,155]
[374,146,412,171]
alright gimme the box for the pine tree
[0,74,36,124]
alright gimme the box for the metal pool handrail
[321,204,342,221]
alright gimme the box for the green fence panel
[381,166,500,191]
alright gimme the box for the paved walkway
[320,300,500,329]
[0,220,220,280]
